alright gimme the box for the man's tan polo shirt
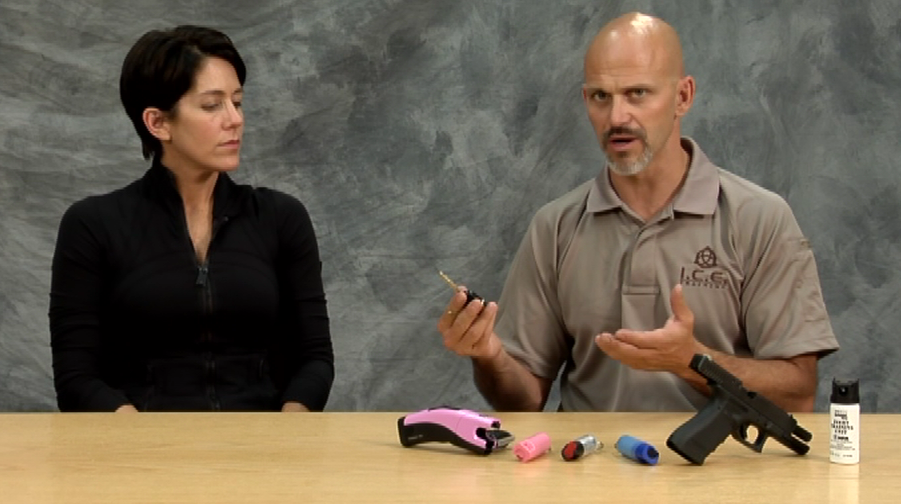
[494,137,839,411]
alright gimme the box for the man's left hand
[594,284,704,375]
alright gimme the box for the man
[437,12,838,412]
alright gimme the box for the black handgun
[666,354,813,465]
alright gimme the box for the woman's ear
[142,107,171,142]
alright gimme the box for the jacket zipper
[191,216,229,411]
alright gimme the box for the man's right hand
[437,287,502,360]
[437,287,551,411]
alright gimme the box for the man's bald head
[585,12,685,80]
[580,12,695,178]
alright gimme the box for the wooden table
[0,412,895,503]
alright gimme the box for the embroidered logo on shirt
[694,246,717,268]
[680,246,729,289]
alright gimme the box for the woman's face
[159,56,244,175]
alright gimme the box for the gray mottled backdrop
[1,0,899,412]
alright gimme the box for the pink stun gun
[398,407,514,455]
[514,432,551,462]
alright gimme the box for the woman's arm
[49,200,132,412]
[271,193,334,411]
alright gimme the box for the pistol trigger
[751,428,769,451]
[732,423,765,453]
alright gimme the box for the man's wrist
[676,340,713,382]
[472,338,506,370]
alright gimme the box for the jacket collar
[141,158,244,219]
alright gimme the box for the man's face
[160,56,245,174]
[582,38,684,176]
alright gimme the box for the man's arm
[695,197,834,412]
[472,347,553,412]
[438,201,573,411]
[438,291,552,411]
[675,348,818,412]
[596,284,819,412]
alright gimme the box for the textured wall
[1,0,899,412]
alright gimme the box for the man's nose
[608,96,631,126]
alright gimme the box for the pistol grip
[666,399,734,465]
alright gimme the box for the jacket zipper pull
[196,264,209,286]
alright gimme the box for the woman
[49,25,334,412]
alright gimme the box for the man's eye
[592,91,609,101]
[232,101,243,108]
[629,89,647,98]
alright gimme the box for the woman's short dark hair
[119,25,247,160]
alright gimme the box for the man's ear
[675,75,695,117]
[142,107,171,142]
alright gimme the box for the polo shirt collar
[586,137,720,216]
[671,137,720,215]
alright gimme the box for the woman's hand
[281,401,310,412]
